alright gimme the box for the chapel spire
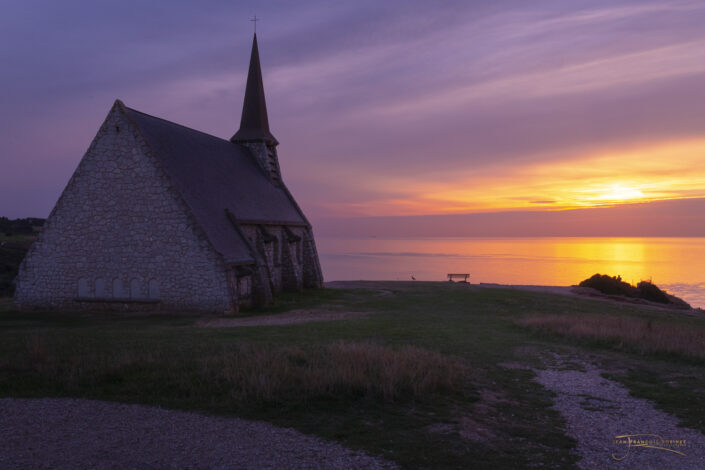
[231,33,278,146]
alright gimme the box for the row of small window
[78,278,160,299]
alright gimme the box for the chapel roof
[120,103,306,264]
[231,34,278,145]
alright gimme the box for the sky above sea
[1,0,704,236]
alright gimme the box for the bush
[0,217,44,297]
[0,217,44,236]
[578,274,637,297]
[578,273,683,306]
[0,242,31,296]
[636,280,671,304]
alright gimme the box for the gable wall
[14,106,232,312]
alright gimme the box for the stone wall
[238,223,322,303]
[14,104,232,313]
[301,227,324,288]
[240,142,281,184]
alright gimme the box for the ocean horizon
[318,236,705,309]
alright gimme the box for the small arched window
[289,241,298,266]
[113,278,123,298]
[95,278,105,297]
[148,279,160,299]
[78,278,90,297]
[130,279,141,299]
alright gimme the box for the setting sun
[601,185,645,201]
[589,184,646,203]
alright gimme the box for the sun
[569,183,648,207]
[594,184,645,202]
[599,184,645,201]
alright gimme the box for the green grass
[1,282,705,469]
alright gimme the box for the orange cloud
[315,137,705,216]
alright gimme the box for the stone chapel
[14,34,324,313]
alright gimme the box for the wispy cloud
[395,40,703,115]
[2,0,705,223]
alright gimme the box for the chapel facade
[14,34,324,313]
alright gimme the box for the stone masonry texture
[14,107,231,313]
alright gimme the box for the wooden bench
[447,273,470,283]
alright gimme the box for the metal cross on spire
[250,15,260,34]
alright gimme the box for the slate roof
[121,103,306,264]
[231,34,278,145]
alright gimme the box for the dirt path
[197,308,370,327]
[0,398,398,470]
[532,354,705,469]
[199,282,397,327]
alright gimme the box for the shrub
[0,217,44,236]
[578,274,637,297]
[578,273,684,306]
[636,280,670,304]
[0,242,30,296]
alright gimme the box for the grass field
[2,282,705,469]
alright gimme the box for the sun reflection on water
[318,237,705,308]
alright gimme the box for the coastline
[326,280,703,314]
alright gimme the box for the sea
[317,237,705,309]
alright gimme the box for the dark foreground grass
[2,282,705,469]
[14,338,468,404]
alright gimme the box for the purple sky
[2,0,705,235]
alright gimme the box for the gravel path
[0,398,398,470]
[534,355,705,469]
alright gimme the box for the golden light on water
[318,237,705,308]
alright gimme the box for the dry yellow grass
[21,339,468,404]
[202,342,468,403]
[518,314,705,360]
